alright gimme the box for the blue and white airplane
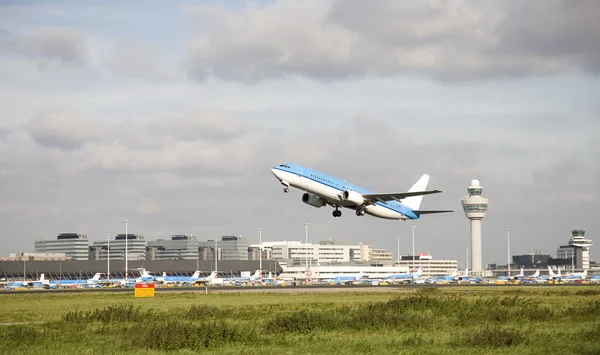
[271,163,452,219]
[224,270,261,284]
[157,271,202,285]
[383,268,423,284]
[324,271,367,285]
[50,273,103,288]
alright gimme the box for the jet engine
[342,190,365,206]
[302,193,326,208]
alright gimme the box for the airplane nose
[271,168,281,179]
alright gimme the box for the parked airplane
[224,270,261,284]
[324,271,367,285]
[6,274,51,289]
[565,269,588,281]
[547,266,562,281]
[457,269,482,284]
[511,268,525,280]
[382,268,423,284]
[50,273,103,288]
[426,270,458,284]
[157,271,202,284]
[271,163,452,219]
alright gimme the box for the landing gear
[332,208,342,217]
[283,187,289,193]
[355,209,365,216]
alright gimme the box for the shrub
[133,320,251,350]
[63,304,152,323]
[458,326,529,348]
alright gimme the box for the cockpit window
[279,164,291,168]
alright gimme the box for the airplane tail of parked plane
[206,271,218,279]
[414,267,423,278]
[191,271,201,279]
[403,174,430,210]
[532,270,540,278]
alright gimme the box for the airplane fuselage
[271,164,417,220]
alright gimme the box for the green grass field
[1,286,599,354]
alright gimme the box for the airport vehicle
[382,267,423,284]
[271,163,452,219]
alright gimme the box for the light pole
[411,226,416,270]
[304,223,309,267]
[214,238,218,273]
[466,248,469,271]
[123,220,129,282]
[396,237,401,268]
[107,232,110,280]
[506,228,511,277]
[305,222,310,284]
[259,227,263,280]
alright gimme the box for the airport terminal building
[34,233,90,261]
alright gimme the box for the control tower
[461,179,489,276]
[557,229,593,269]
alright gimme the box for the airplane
[510,268,525,280]
[426,270,458,284]
[224,270,261,284]
[547,266,562,281]
[564,269,588,281]
[456,269,482,284]
[382,267,423,284]
[270,163,452,219]
[6,274,51,289]
[49,273,103,288]
[156,271,202,285]
[323,271,367,285]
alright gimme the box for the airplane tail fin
[91,273,102,281]
[583,269,588,278]
[403,174,430,210]
[414,267,423,278]
[207,271,218,279]
[533,270,539,278]
[191,271,200,279]
[548,266,555,277]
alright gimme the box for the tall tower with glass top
[461,179,489,276]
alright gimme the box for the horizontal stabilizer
[412,210,453,215]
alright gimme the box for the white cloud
[26,109,106,151]
[9,25,90,66]
[184,0,600,83]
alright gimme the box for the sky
[1,0,599,267]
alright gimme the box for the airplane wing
[362,190,443,203]
[413,210,454,215]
